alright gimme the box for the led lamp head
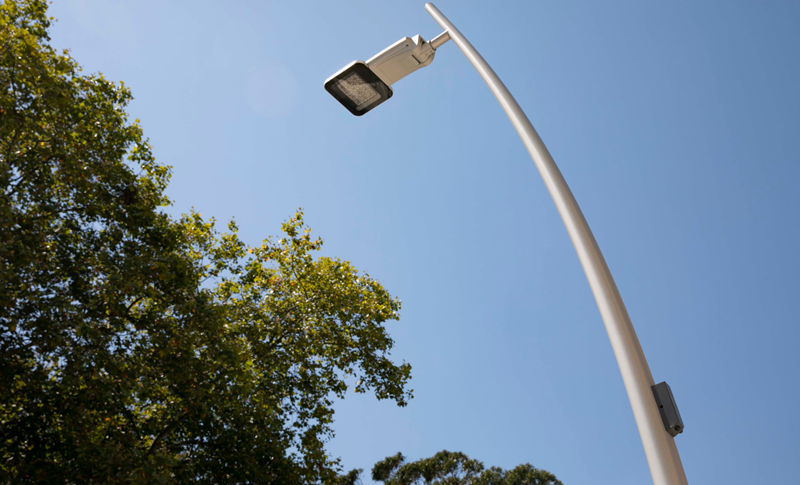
[325,33,448,116]
[324,61,392,116]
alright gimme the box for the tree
[0,1,412,482]
[340,450,562,485]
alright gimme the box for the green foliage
[0,0,411,483]
[342,450,563,485]
[336,468,363,485]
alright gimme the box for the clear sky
[48,1,800,483]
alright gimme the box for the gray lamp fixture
[324,32,449,115]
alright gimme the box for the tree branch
[147,410,189,455]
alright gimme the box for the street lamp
[324,4,689,485]
[325,32,450,115]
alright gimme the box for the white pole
[424,4,688,485]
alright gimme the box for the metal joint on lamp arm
[429,31,451,50]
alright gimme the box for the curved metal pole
[424,4,688,485]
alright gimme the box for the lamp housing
[324,34,440,116]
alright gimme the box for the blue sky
[48,1,800,483]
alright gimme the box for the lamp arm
[424,4,688,485]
